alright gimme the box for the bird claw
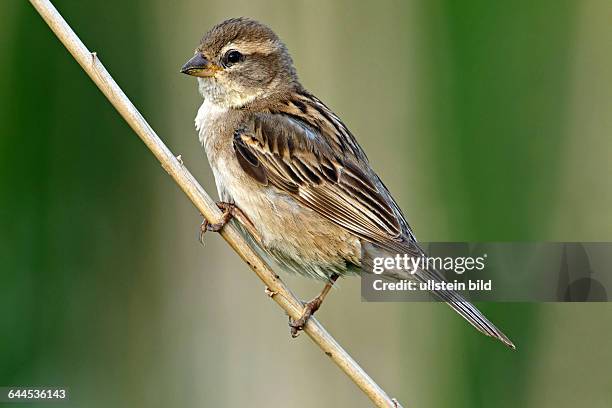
[288,298,322,338]
[198,202,236,245]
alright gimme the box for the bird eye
[224,50,243,66]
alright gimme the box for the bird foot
[289,297,323,338]
[198,202,236,244]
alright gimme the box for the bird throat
[197,77,260,109]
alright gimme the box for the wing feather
[233,112,404,246]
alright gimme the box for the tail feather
[362,241,515,349]
[437,289,515,349]
[416,267,516,349]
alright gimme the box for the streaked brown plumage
[181,17,515,348]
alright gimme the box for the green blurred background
[1,0,611,407]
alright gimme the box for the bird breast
[195,100,361,280]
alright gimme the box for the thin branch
[28,1,404,406]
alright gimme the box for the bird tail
[413,265,516,349]
[433,285,515,349]
[362,242,515,349]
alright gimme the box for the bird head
[181,18,298,108]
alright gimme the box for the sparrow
[181,17,515,349]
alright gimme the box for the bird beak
[180,54,221,77]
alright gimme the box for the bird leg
[199,202,258,244]
[289,273,339,337]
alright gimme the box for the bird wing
[233,108,411,250]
